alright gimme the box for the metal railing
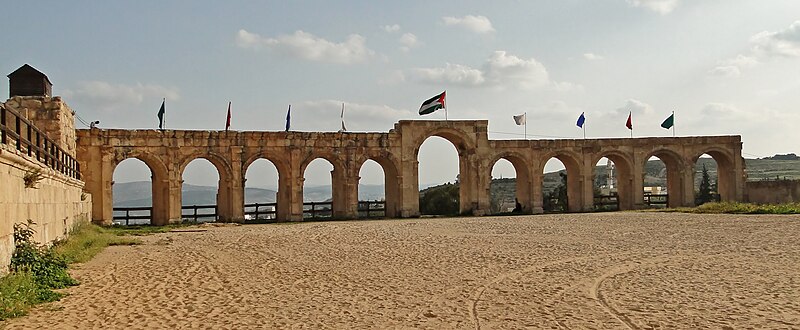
[181,204,218,222]
[113,200,386,225]
[244,202,277,222]
[644,194,669,207]
[303,201,333,219]
[0,105,81,179]
[358,200,386,218]
[113,206,153,225]
[593,194,619,211]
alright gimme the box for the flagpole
[524,112,527,140]
[583,124,586,139]
[162,98,166,131]
[672,111,676,137]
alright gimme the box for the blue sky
[3,1,800,189]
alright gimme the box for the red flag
[625,111,632,130]
[225,102,231,131]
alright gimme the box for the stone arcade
[76,121,745,225]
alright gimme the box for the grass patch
[656,202,800,214]
[104,224,188,236]
[0,271,62,320]
[52,223,143,264]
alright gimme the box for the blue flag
[285,105,291,131]
[576,112,586,128]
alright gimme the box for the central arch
[413,126,480,215]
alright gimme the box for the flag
[576,112,586,128]
[285,105,291,132]
[157,99,165,130]
[340,103,347,132]
[419,91,446,115]
[661,113,674,129]
[513,113,526,125]
[626,112,632,130]
[225,101,231,131]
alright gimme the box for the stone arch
[178,151,234,182]
[643,148,686,208]
[178,150,235,221]
[355,151,402,218]
[538,150,583,212]
[590,150,635,210]
[488,151,532,214]
[414,128,480,215]
[110,150,171,225]
[412,127,477,158]
[300,153,346,218]
[689,147,736,202]
[242,153,291,221]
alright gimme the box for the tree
[697,164,713,205]
[419,183,459,215]
[544,172,568,212]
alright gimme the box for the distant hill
[113,181,385,207]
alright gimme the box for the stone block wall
[0,144,90,274]
[745,179,800,204]
[3,96,77,158]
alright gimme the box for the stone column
[631,153,646,209]
[227,146,245,223]
[580,154,596,212]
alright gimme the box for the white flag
[513,113,526,125]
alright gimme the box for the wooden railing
[0,105,80,179]
[358,200,386,218]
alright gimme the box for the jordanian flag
[419,91,446,115]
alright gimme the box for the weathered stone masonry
[76,120,746,225]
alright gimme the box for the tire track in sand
[469,256,590,330]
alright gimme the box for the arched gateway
[76,120,746,225]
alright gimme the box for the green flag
[661,113,674,129]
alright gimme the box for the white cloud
[441,15,495,34]
[583,53,604,60]
[410,63,486,87]
[484,51,550,89]
[750,20,800,57]
[235,29,375,64]
[409,51,575,91]
[616,98,655,116]
[382,24,401,33]
[626,0,679,14]
[399,33,419,52]
[708,65,742,78]
[293,100,413,131]
[62,81,179,112]
[709,55,757,77]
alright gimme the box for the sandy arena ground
[4,212,799,329]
